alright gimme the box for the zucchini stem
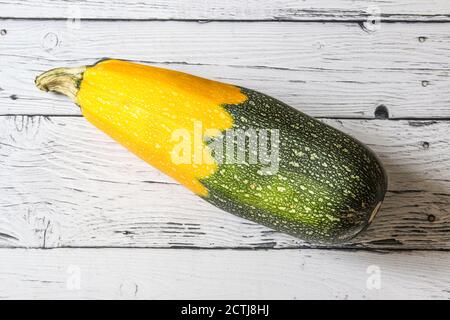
[35,66,86,101]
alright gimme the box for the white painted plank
[0,116,448,249]
[1,0,449,21]
[0,21,449,118]
[0,248,448,299]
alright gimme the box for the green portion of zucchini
[201,88,387,243]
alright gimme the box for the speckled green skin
[200,88,387,244]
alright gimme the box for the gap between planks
[2,115,450,121]
[2,18,450,23]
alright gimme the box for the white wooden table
[0,0,449,299]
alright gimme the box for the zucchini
[35,59,387,243]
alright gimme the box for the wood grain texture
[1,0,449,301]
[0,21,449,118]
[1,0,450,21]
[0,248,449,299]
[0,116,448,249]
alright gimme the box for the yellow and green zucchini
[35,59,387,243]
